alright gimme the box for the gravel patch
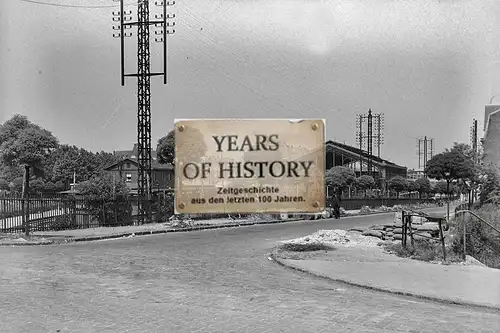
[280,229,382,248]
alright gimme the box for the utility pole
[356,114,364,175]
[470,118,478,204]
[112,0,175,224]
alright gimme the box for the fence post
[1,198,5,232]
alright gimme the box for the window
[126,163,131,169]
[126,173,132,182]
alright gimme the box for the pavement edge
[269,252,500,312]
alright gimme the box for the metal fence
[0,194,154,233]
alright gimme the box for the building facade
[482,105,500,168]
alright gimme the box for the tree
[78,175,131,225]
[0,179,9,191]
[407,180,420,198]
[29,178,46,194]
[157,127,207,165]
[355,175,375,198]
[10,177,23,193]
[415,178,431,198]
[325,166,356,194]
[387,176,408,198]
[0,114,58,234]
[425,151,475,187]
[479,166,500,205]
[433,181,448,195]
[425,150,475,220]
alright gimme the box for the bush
[450,204,500,268]
[153,194,174,222]
[384,239,461,263]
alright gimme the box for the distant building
[107,145,174,194]
[407,169,425,181]
[482,105,500,168]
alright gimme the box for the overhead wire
[185,4,345,115]
[178,8,343,118]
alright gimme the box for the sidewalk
[0,208,378,245]
[271,243,500,310]
[0,216,306,245]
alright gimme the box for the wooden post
[401,210,406,248]
[438,218,447,261]
[408,215,415,249]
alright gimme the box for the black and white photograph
[1,0,500,332]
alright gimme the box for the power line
[20,0,143,9]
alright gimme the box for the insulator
[124,32,133,37]
[112,25,121,30]
[166,22,175,27]
[154,23,163,28]
[166,14,176,19]
[166,1,176,5]
[155,37,164,43]
[166,29,176,34]
[154,30,163,35]
[112,32,121,38]
[124,26,132,30]
[124,10,132,15]
[155,1,164,5]
[123,16,132,22]
[112,11,121,16]
[155,14,164,19]
[112,17,121,22]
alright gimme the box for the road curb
[0,218,306,246]
[269,252,500,312]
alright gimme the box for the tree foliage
[355,175,375,190]
[425,150,475,184]
[387,176,408,197]
[433,181,448,195]
[157,127,207,165]
[78,174,129,199]
[0,115,58,173]
[479,166,500,205]
[407,180,419,193]
[77,174,131,225]
[325,166,356,192]
[415,178,431,196]
[0,178,8,191]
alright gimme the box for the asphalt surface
[1,207,499,333]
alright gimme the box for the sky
[1,0,500,170]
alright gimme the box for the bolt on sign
[174,119,325,214]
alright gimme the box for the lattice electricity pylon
[417,136,433,171]
[356,109,383,175]
[112,0,176,224]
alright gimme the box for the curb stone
[268,252,500,312]
[0,218,303,246]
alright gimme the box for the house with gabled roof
[106,145,174,194]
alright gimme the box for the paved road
[1,208,499,333]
